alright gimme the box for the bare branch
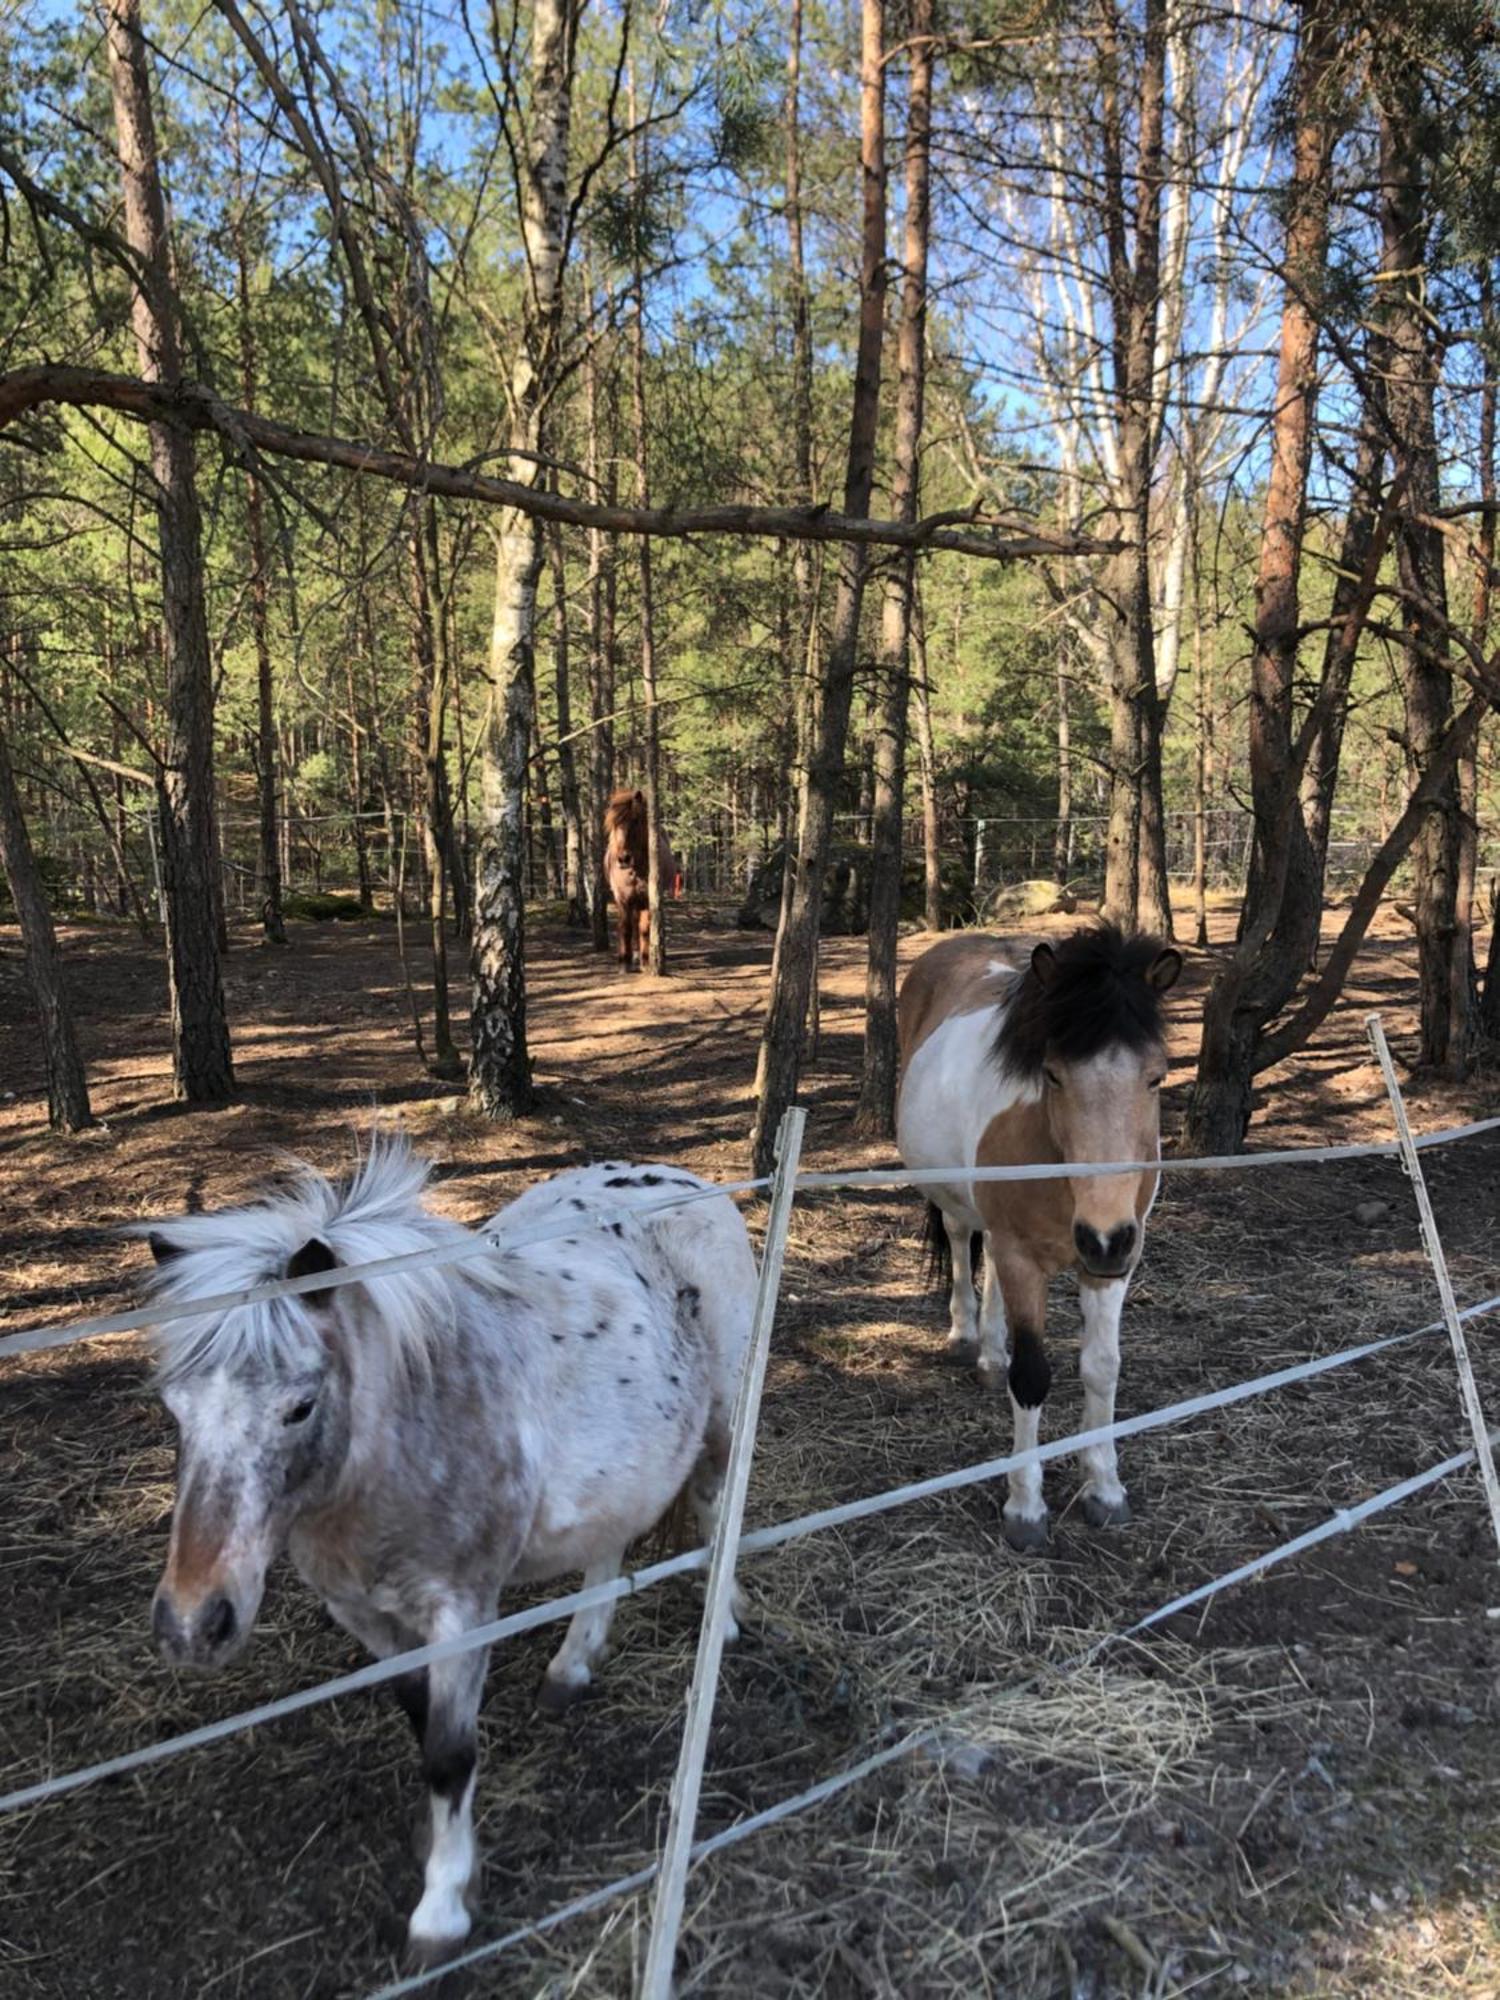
[0,365,1124,562]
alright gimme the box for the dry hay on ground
[1,898,1499,1997]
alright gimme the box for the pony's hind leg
[1076,1276,1130,1527]
[406,1606,489,1964]
[538,1550,626,1712]
[690,1427,747,1638]
[942,1211,981,1352]
[974,1241,1008,1389]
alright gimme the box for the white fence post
[1366,1012,1500,1559]
[639,1105,807,2000]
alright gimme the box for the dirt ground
[2,896,1500,1999]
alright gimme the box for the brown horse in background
[603,788,678,970]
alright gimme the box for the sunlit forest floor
[2,895,1500,1997]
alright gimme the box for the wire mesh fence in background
[14,789,1500,932]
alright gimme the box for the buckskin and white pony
[897,924,1181,1551]
[141,1136,754,1963]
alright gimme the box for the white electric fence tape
[364,1439,1482,2000]
[5,1115,1497,1366]
[2,1073,1496,1999]
[3,1286,1495,1821]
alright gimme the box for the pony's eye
[1043,1068,1062,1089]
[283,1398,317,1427]
[1148,1076,1165,1091]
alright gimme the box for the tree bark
[231,143,286,948]
[856,0,933,1137]
[0,714,92,1130]
[1184,1,1345,1150]
[583,299,616,952]
[469,0,578,1117]
[629,102,666,977]
[105,0,233,1101]
[549,523,587,924]
[912,586,941,930]
[1475,274,1500,1040]
[1376,73,1469,1073]
[1096,0,1171,937]
[751,0,887,1177]
[411,524,460,1075]
[1054,629,1072,890]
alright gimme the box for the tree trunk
[1475,274,1500,1041]
[1184,1,1341,1150]
[234,223,286,948]
[1377,77,1468,1073]
[548,524,587,923]
[751,0,887,1177]
[1292,416,1384,940]
[584,303,616,953]
[106,0,233,1101]
[231,115,285,949]
[1097,0,1171,938]
[0,714,92,1130]
[411,525,460,1075]
[912,586,941,930]
[344,655,375,914]
[855,0,932,1137]
[470,0,578,1116]
[628,119,666,977]
[1054,630,1072,890]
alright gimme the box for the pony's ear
[286,1237,339,1308]
[1030,942,1057,989]
[1147,948,1183,993]
[148,1232,183,1266]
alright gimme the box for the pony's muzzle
[152,1586,243,1668]
[1073,1219,1137,1278]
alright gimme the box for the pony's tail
[921,1202,981,1295]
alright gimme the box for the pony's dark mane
[993,924,1170,1080]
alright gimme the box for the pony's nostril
[1108,1223,1138,1261]
[1073,1222,1106,1262]
[151,1593,176,1644]
[201,1595,237,1651]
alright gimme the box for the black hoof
[536,1673,588,1715]
[403,1928,470,1974]
[1002,1510,1049,1553]
[1080,1492,1131,1530]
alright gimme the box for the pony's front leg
[1076,1276,1130,1528]
[538,1549,626,1712]
[990,1254,1053,1553]
[407,1613,488,1964]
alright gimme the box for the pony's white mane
[142,1133,475,1384]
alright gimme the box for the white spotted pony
[142,1137,754,1963]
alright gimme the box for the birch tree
[470,0,582,1115]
